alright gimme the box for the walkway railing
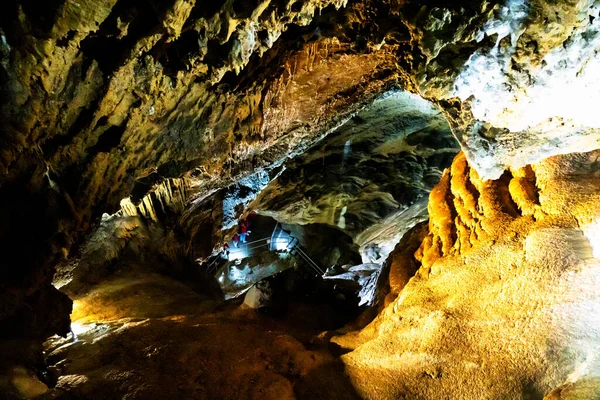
[205,224,324,277]
[293,245,325,275]
[228,236,289,257]
[206,236,283,274]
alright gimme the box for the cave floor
[43,273,361,399]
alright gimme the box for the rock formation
[3,0,600,398]
[2,0,599,343]
[249,90,458,243]
[334,150,600,398]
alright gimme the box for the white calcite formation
[451,0,600,179]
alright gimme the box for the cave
[2,0,600,399]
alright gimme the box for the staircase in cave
[206,223,325,276]
[289,243,326,276]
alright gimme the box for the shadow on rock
[294,360,362,400]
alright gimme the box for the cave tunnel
[2,0,600,399]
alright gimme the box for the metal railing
[227,237,289,256]
[206,236,281,274]
[204,227,325,277]
[293,245,325,275]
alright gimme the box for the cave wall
[334,150,600,399]
[2,0,600,370]
[0,0,399,341]
[249,90,458,238]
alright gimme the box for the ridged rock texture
[249,90,458,240]
[334,150,600,399]
[0,0,597,339]
[3,0,600,398]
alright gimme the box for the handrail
[204,228,325,278]
[228,243,270,254]
[235,236,271,246]
[206,256,224,274]
[295,246,325,275]
[206,255,221,272]
[229,238,289,253]
[300,247,324,275]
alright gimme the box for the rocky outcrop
[0,0,398,342]
[243,280,273,309]
[383,220,428,306]
[415,151,536,270]
[0,0,407,343]
[333,150,600,399]
[249,90,458,268]
[249,90,458,237]
[544,378,600,400]
[3,0,600,389]
[323,263,381,307]
[448,1,600,178]
[39,272,361,399]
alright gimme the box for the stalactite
[119,198,139,217]
[119,177,191,223]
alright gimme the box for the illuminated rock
[334,150,600,399]
[243,280,273,309]
[3,0,600,397]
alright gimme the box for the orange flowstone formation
[334,150,600,399]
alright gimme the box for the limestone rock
[4,1,600,391]
[243,280,273,309]
[544,378,600,400]
[250,90,458,241]
[334,149,600,399]
[385,220,429,306]
[323,263,381,307]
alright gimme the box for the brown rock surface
[3,0,600,397]
[43,272,361,399]
[333,150,600,399]
[4,0,600,343]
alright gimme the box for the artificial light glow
[70,322,95,336]
[227,248,248,261]
[229,263,252,282]
[274,239,289,251]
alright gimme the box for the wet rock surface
[334,150,600,399]
[3,0,600,398]
[250,90,458,240]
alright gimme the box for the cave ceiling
[249,90,459,259]
[2,0,600,346]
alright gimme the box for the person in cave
[239,219,250,243]
[222,243,230,259]
[232,233,240,247]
